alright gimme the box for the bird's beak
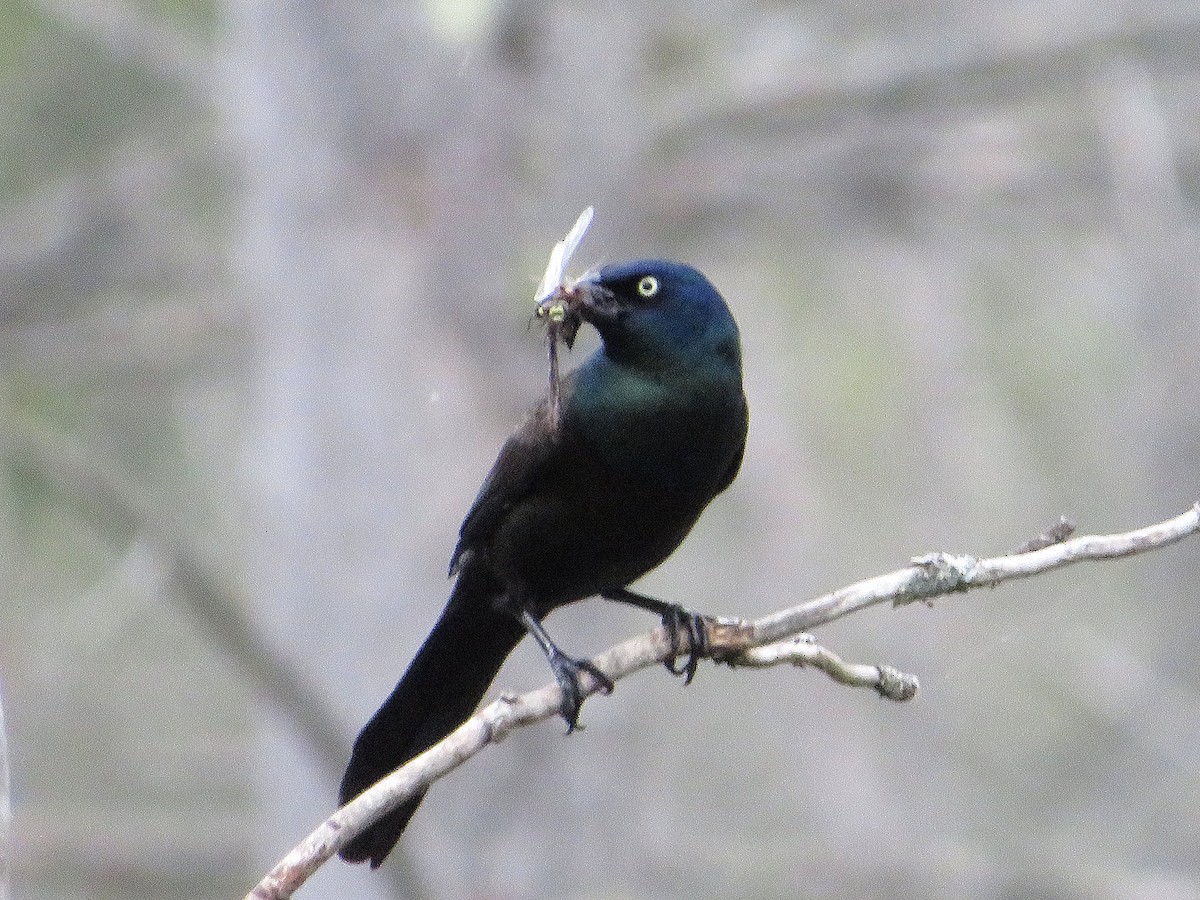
[570,271,621,326]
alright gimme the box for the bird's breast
[569,365,744,496]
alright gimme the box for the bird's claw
[660,605,709,685]
[549,651,614,733]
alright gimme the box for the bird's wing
[449,399,561,575]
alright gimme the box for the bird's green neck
[567,349,743,493]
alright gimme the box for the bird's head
[571,260,741,372]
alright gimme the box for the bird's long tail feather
[338,568,525,867]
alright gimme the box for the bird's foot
[599,588,711,685]
[659,604,709,685]
[548,651,614,734]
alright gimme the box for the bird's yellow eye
[637,275,659,298]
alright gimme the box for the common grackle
[339,260,748,867]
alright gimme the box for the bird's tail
[338,567,526,867]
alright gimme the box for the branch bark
[246,503,1200,900]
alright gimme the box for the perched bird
[339,259,749,867]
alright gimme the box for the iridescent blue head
[574,260,742,374]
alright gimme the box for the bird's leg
[601,588,709,685]
[514,608,613,733]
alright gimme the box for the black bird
[339,259,748,867]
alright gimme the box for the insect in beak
[533,207,594,429]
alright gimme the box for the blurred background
[2,1,1199,898]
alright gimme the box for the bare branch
[246,503,1200,899]
[753,503,1200,640]
[728,635,919,702]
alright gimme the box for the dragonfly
[533,206,594,430]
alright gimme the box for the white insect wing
[534,206,594,303]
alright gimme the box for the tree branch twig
[727,634,919,701]
[246,503,1200,900]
